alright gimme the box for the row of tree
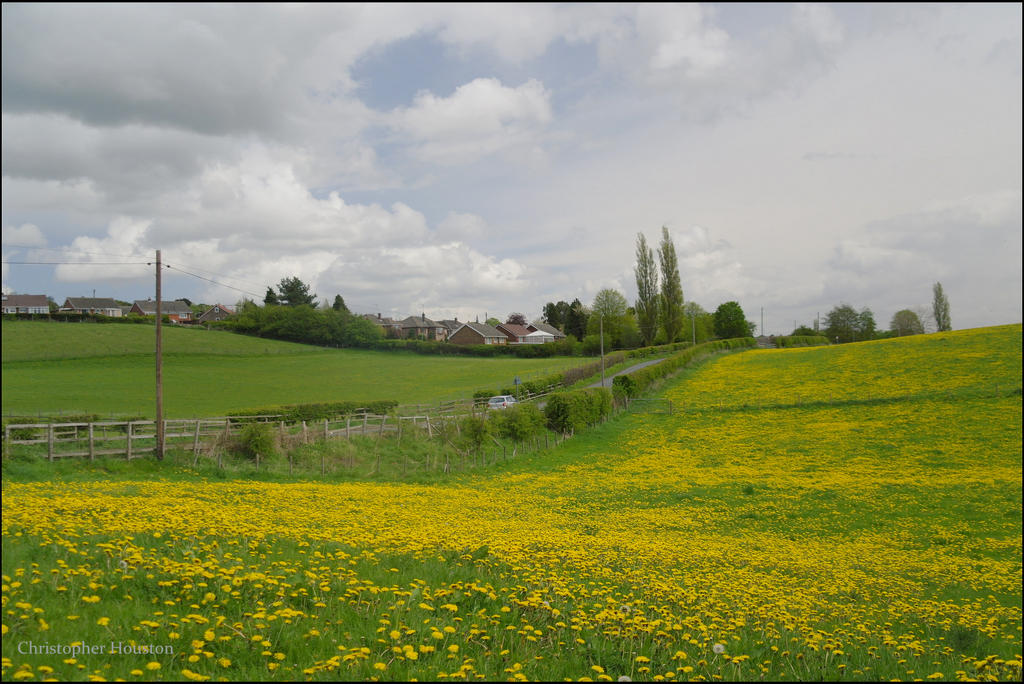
[252,260,953,352]
[809,283,952,343]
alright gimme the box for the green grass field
[2,325,1021,682]
[1,321,587,418]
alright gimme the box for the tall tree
[824,304,858,343]
[264,287,280,306]
[933,282,952,331]
[857,307,877,340]
[634,232,660,346]
[542,300,570,330]
[587,288,636,348]
[276,276,317,307]
[332,294,349,313]
[564,298,589,341]
[824,303,876,343]
[713,301,750,339]
[506,312,527,326]
[657,226,684,343]
[890,309,924,336]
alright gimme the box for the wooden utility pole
[155,250,165,460]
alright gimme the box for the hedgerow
[775,335,831,348]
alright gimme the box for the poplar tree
[634,232,660,346]
[932,282,952,331]
[657,226,685,343]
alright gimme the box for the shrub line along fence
[2,338,763,469]
[3,412,449,463]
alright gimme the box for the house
[527,321,567,341]
[439,319,463,337]
[130,299,194,322]
[2,294,49,314]
[197,304,235,323]
[400,314,448,341]
[60,297,123,317]
[495,323,534,344]
[448,321,509,345]
[361,313,403,338]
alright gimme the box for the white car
[487,395,517,410]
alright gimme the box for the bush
[581,334,604,356]
[493,403,545,442]
[544,388,612,434]
[611,374,638,400]
[234,422,276,461]
[460,414,493,454]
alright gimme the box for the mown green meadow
[1,321,586,418]
[2,325,1021,682]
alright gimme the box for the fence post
[88,423,95,461]
[346,416,351,440]
[324,418,329,442]
[192,420,201,461]
[48,423,55,462]
[126,422,133,460]
[302,420,308,444]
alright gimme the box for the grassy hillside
[675,323,1022,410]
[0,320,586,417]
[3,325,1020,682]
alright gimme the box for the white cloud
[435,3,566,63]
[636,4,731,77]
[389,78,552,164]
[2,223,47,247]
[53,217,152,283]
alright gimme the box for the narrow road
[584,356,668,389]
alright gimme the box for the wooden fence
[2,412,445,463]
[0,384,572,470]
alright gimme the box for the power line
[163,263,264,299]
[163,259,270,292]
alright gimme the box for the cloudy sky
[2,3,1021,333]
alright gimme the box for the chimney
[421,312,425,321]
[377,313,381,320]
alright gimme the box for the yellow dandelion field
[2,325,1021,681]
